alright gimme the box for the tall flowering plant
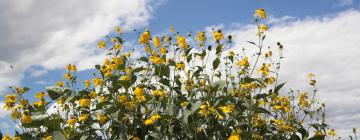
[3,9,349,140]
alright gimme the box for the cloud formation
[226,9,360,136]
[0,0,162,92]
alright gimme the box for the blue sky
[1,0,360,137]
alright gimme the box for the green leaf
[133,66,145,73]
[23,87,30,93]
[304,110,316,118]
[95,64,101,70]
[215,44,223,55]
[23,113,48,128]
[53,131,66,140]
[242,77,262,84]
[298,125,309,139]
[274,82,286,94]
[246,41,257,46]
[159,79,170,86]
[46,86,71,100]
[254,107,271,115]
[213,58,220,70]
[186,54,192,63]
[308,135,325,140]
[191,102,202,112]
[193,66,203,78]
[139,57,149,63]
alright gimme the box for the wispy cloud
[0,0,164,93]
[224,9,360,136]
[336,0,353,6]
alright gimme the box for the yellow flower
[144,113,161,126]
[84,80,91,88]
[160,47,167,55]
[196,31,206,42]
[2,134,12,140]
[64,73,71,79]
[97,114,108,124]
[124,101,134,110]
[5,94,17,105]
[11,110,21,119]
[264,77,276,84]
[213,30,224,42]
[99,96,107,103]
[125,67,133,74]
[112,57,123,66]
[135,95,146,103]
[150,113,161,121]
[35,92,45,99]
[258,24,268,32]
[180,101,189,107]
[78,114,89,122]
[124,52,132,58]
[219,104,235,114]
[104,58,111,65]
[115,27,122,33]
[114,43,122,50]
[176,62,185,70]
[15,87,25,94]
[118,95,127,103]
[21,113,32,124]
[198,102,215,117]
[98,41,106,49]
[152,90,166,97]
[273,105,283,111]
[111,37,117,43]
[298,92,310,108]
[228,51,235,57]
[228,133,241,140]
[20,99,29,106]
[56,81,64,87]
[133,87,144,97]
[307,73,316,79]
[79,98,90,108]
[120,75,131,81]
[145,45,151,52]
[175,36,188,49]
[254,8,266,19]
[144,118,154,126]
[71,65,77,71]
[42,136,53,140]
[92,78,104,87]
[139,30,151,45]
[328,129,336,137]
[257,63,271,77]
[13,136,21,140]
[89,91,97,99]
[237,57,250,68]
[34,99,47,107]
[66,64,72,71]
[67,117,77,126]
[153,36,161,47]
[150,55,164,65]
[314,130,324,136]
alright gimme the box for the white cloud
[0,0,164,93]
[225,9,360,136]
[336,0,353,6]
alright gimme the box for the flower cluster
[2,8,351,140]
